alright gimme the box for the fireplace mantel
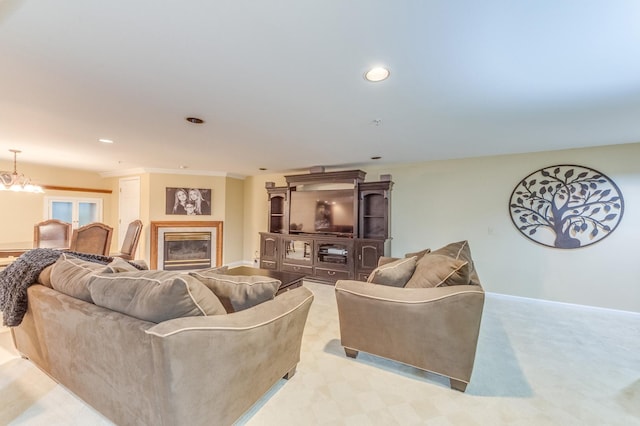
[150,221,223,270]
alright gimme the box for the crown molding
[99,167,247,179]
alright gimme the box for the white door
[45,197,103,228]
[118,177,141,249]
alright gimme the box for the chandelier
[0,149,44,193]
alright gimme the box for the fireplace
[150,221,223,270]
[163,232,212,270]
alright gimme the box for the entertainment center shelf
[260,169,392,283]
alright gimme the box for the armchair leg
[283,366,297,380]
[449,378,468,392]
[344,348,359,358]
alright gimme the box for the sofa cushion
[189,271,280,313]
[367,256,417,287]
[404,254,470,288]
[50,254,107,302]
[88,271,226,323]
[430,240,480,286]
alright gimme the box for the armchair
[335,240,485,392]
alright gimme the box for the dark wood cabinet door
[356,239,383,272]
[260,234,279,262]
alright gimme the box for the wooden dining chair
[34,219,72,249]
[69,222,114,256]
[111,220,143,260]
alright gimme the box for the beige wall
[244,143,640,313]
[224,177,245,265]
[143,173,228,263]
[367,143,639,313]
[5,142,639,313]
[0,161,113,244]
[243,173,287,264]
[0,165,245,268]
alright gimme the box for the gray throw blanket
[0,248,143,327]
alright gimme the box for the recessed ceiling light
[186,117,204,124]
[364,67,390,82]
[179,165,188,169]
[98,138,113,144]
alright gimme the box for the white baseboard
[486,291,640,317]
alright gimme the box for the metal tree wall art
[509,165,624,249]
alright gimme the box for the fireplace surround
[150,221,223,270]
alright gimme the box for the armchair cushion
[405,254,469,288]
[367,256,417,287]
[189,271,281,313]
[88,271,226,323]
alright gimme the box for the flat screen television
[289,189,355,236]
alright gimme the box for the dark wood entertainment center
[259,169,392,283]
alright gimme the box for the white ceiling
[1,1,639,177]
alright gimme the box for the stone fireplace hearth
[150,221,223,270]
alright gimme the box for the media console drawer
[281,263,313,275]
[314,267,350,281]
[260,260,277,270]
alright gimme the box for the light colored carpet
[1,281,639,425]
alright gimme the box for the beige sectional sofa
[335,240,485,392]
[11,255,314,425]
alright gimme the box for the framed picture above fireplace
[166,187,212,215]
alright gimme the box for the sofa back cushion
[189,271,280,313]
[367,256,417,287]
[50,254,107,302]
[89,271,226,323]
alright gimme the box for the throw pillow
[366,256,417,287]
[50,254,107,302]
[404,254,470,288]
[189,271,281,313]
[430,240,480,286]
[37,264,54,288]
[404,248,431,261]
[88,270,226,323]
[103,257,140,273]
[191,265,229,274]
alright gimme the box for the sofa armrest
[335,280,484,385]
[145,286,314,426]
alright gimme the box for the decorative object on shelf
[165,187,211,215]
[0,149,44,193]
[509,164,624,249]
